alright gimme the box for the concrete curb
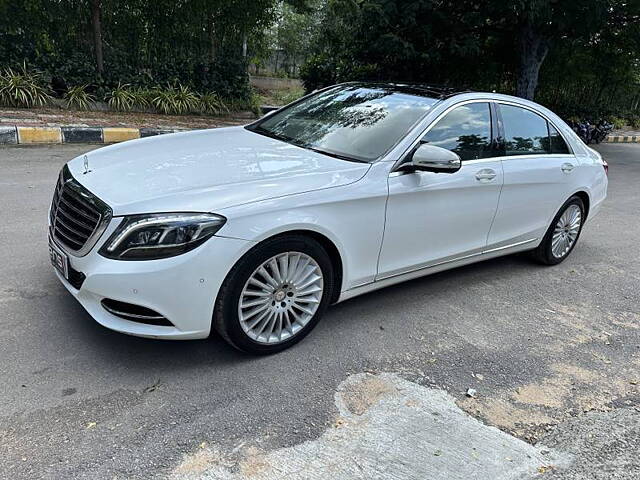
[606,135,640,143]
[0,126,178,145]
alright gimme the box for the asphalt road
[0,143,638,479]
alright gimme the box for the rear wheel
[213,235,334,354]
[531,196,585,265]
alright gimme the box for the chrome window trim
[390,97,576,175]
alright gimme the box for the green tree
[509,0,612,99]
[300,0,640,110]
[0,0,287,99]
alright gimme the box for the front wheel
[531,196,585,265]
[213,235,334,354]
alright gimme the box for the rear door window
[500,104,549,155]
[499,104,571,156]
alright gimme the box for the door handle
[475,169,497,182]
[561,162,575,173]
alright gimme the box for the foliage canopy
[300,0,640,119]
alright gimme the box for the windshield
[247,84,438,162]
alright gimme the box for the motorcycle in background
[592,119,614,143]
[568,119,613,144]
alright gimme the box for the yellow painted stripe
[103,128,140,143]
[17,127,62,144]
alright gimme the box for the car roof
[341,82,471,99]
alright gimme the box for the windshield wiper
[250,125,294,144]
[304,146,369,163]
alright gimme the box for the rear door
[377,101,504,279]
[486,102,576,249]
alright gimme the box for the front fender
[216,177,388,292]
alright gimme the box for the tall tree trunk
[91,0,104,75]
[208,14,216,63]
[516,19,549,100]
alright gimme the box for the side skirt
[336,238,538,303]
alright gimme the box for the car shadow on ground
[51,287,247,368]
[324,251,541,325]
[49,251,542,374]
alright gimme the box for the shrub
[106,82,136,111]
[199,92,229,115]
[151,84,199,115]
[226,90,262,116]
[0,64,52,108]
[608,116,626,130]
[627,114,640,130]
[64,84,95,110]
[172,84,199,114]
[130,87,155,109]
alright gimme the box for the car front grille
[50,165,112,255]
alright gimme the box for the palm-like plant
[64,84,96,110]
[173,84,199,114]
[151,84,199,115]
[199,92,229,115]
[106,83,136,111]
[130,87,154,109]
[0,63,52,108]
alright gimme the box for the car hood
[67,126,370,216]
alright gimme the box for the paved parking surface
[0,143,638,479]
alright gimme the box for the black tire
[212,234,335,354]
[531,195,585,265]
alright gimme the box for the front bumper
[53,219,253,340]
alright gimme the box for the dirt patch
[337,374,396,415]
[238,447,272,478]
[459,396,555,434]
[459,360,639,440]
[453,297,640,441]
[511,364,600,409]
[172,446,226,477]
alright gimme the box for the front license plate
[49,235,68,280]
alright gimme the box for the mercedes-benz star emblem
[83,155,91,174]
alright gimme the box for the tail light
[602,159,609,176]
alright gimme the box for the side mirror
[405,144,461,173]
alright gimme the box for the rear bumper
[54,231,253,340]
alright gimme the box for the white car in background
[48,83,608,354]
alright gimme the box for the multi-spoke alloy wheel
[238,252,324,344]
[531,196,585,265]
[551,204,582,259]
[213,235,333,354]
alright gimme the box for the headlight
[99,213,226,260]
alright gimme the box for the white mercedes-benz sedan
[48,83,608,353]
